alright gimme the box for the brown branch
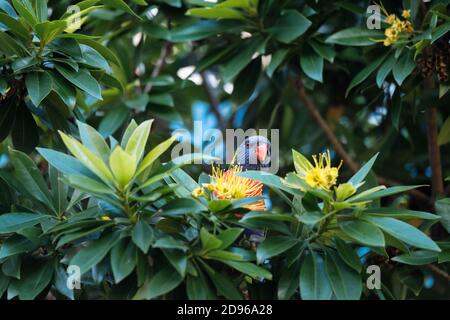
[426,264,450,282]
[293,76,359,173]
[426,104,444,200]
[292,76,430,203]
[201,71,225,132]
[144,41,172,93]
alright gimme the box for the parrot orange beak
[256,143,268,162]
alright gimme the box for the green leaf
[221,260,272,280]
[186,273,213,300]
[0,213,45,234]
[435,198,450,233]
[363,208,440,220]
[269,10,311,44]
[325,250,362,300]
[200,228,222,251]
[55,65,102,100]
[153,236,188,251]
[58,35,120,66]
[350,185,425,202]
[207,199,231,212]
[101,0,141,19]
[222,38,262,82]
[298,211,324,225]
[257,236,299,263]
[266,48,288,77]
[186,7,246,20]
[13,260,54,300]
[300,44,323,83]
[11,104,39,154]
[9,148,54,210]
[109,146,137,188]
[205,267,242,300]
[80,44,111,73]
[392,250,438,265]
[339,220,385,247]
[2,255,21,279]
[438,116,450,146]
[0,235,37,259]
[67,175,111,195]
[278,261,300,300]
[362,216,441,252]
[11,0,37,26]
[146,266,183,299]
[161,198,206,217]
[162,248,187,277]
[431,22,450,43]
[326,27,383,46]
[346,53,387,97]
[131,220,154,253]
[70,232,120,275]
[37,148,92,177]
[49,70,76,109]
[348,153,379,186]
[0,12,29,40]
[376,52,396,87]
[300,252,332,300]
[217,228,243,250]
[35,20,66,44]
[110,238,137,283]
[59,131,114,184]
[136,135,177,176]
[125,119,153,161]
[335,239,362,272]
[0,98,16,142]
[393,50,416,85]
[76,122,109,164]
[309,39,335,63]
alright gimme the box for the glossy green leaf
[325,250,362,300]
[300,252,332,300]
[362,216,441,252]
[269,10,311,44]
[339,219,385,247]
[110,238,137,283]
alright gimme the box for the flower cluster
[295,150,342,190]
[382,8,414,46]
[192,165,265,211]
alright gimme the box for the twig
[426,104,444,200]
[144,41,173,93]
[292,76,430,203]
[201,71,225,131]
[293,76,359,172]
[426,264,450,282]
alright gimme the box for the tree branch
[426,104,444,200]
[144,41,172,93]
[292,76,430,203]
[201,71,225,132]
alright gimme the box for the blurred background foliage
[0,0,449,299]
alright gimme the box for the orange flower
[208,165,265,211]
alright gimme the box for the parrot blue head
[235,135,271,171]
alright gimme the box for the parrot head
[235,135,271,171]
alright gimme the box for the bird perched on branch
[234,135,271,172]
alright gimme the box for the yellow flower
[383,38,392,46]
[401,9,411,19]
[101,216,112,221]
[385,27,398,41]
[192,187,205,198]
[209,165,265,211]
[301,150,342,190]
[385,14,396,24]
